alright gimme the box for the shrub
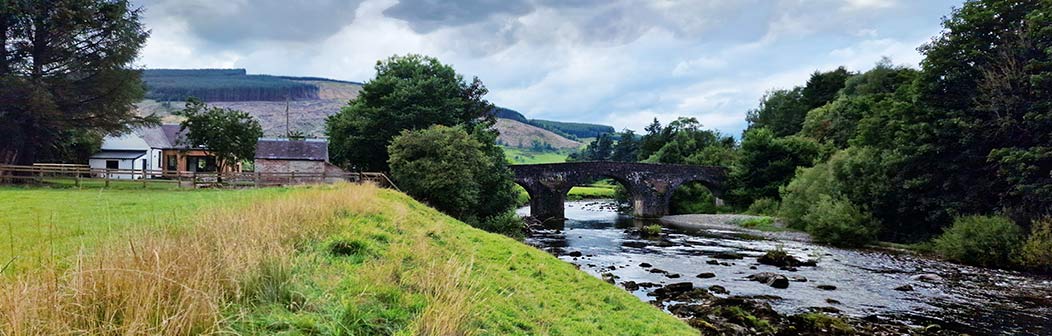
[779,162,837,229]
[746,198,779,216]
[933,215,1023,268]
[472,211,525,239]
[1018,217,1052,271]
[802,195,879,247]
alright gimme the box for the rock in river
[567,251,583,257]
[816,285,837,291]
[911,273,944,283]
[894,284,914,292]
[747,272,790,289]
[638,262,652,268]
[696,272,716,279]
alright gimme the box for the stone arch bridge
[510,162,726,221]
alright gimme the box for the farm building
[254,138,345,182]
[89,125,236,179]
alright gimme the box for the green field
[0,186,291,272]
[502,146,570,164]
[1,184,695,335]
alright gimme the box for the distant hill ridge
[141,68,613,144]
[488,107,614,140]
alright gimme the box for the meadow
[0,183,694,335]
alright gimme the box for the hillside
[495,118,581,149]
[1,184,697,335]
[137,69,609,145]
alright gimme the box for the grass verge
[1,183,695,335]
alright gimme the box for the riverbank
[524,200,1052,335]
[1,184,694,334]
[661,214,812,242]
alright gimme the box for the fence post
[192,172,198,189]
[254,171,260,188]
[142,165,147,189]
[104,169,110,188]
[75,169,80,188]
[289,171,295,185]
[321,170,327,184]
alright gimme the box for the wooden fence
[0,164,398,190]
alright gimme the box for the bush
[933,215,1023,268]
[802,195,878,247]
[1018,217,1052,271]
[746,198,779,216]
[472,211,525,240]
[779,162,837,229]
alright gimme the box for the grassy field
[502,146,570,164]
[0,185,293,273]
[0,184,696,335]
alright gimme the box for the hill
[137,69,611,146]
[528,119,615,139]
[495,118,581,149]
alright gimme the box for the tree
[174,98,263,175]
[388,125,518,226]
[326,54,493,172]
[746,68,853,137]
[0,0,151,165]
[730,128,819,205]
[610,129,640,162]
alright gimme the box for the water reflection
[521,200,1052,335]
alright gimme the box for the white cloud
[134,0,962,135]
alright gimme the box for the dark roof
[90,150,147,160]
[133,124,190,149]
[255,139,329,161]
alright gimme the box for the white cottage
[89,125,227,179]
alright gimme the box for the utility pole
[285,88,290,138]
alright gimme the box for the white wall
[88,157,148,179]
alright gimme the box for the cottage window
[106,160,119,169]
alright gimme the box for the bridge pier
[528,186,569,222]
[510,162,727,222]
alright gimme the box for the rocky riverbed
[522,200,1052,335]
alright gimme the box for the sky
[133,0,964,135]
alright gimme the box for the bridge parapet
[510,162,726,221]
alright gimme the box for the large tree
[0,0,150,165]
[326,54,493,172]
[175,98,263,175]
[388,125,518,225]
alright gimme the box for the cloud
[139,0,365,44]
[133,0,963,136]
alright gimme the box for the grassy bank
[1,184,695,335]
[0,186,291,273]
[502,146,570,164]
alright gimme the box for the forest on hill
[143,69,320,102]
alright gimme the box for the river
[520,200,1052,335]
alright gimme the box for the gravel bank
[660,214,812,242]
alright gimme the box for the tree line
[564,0,1051,270]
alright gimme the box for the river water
[520,200,1052,335]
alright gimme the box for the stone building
[254,138,345,183]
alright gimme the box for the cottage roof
[255,138,329,161]
[89,150,147,160]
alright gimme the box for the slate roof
[89,150,147,160]
[255,138,329,161]
[136,124,190,149]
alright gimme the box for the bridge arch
[510,162,726,221]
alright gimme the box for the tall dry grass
[0,183,382,335]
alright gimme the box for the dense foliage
[528,119,615,139]
[933,216,1024,268]
[388,125,520,235]
[0,0,151,166]
[491,107,528,123]
[143,69,320,102]
[326,54,494,172]
[174,98,263,173]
